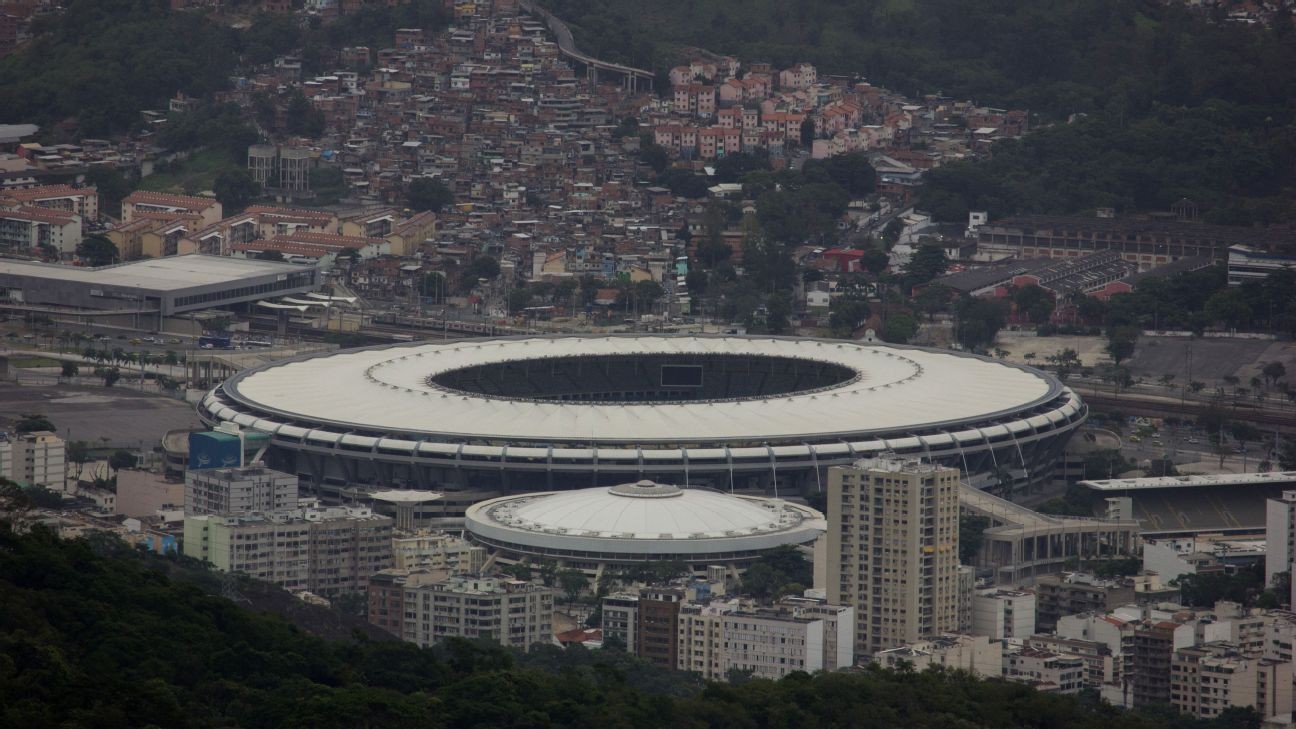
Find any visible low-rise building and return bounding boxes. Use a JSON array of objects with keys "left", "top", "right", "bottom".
[
  {"left": 183, "top": 503, "right": 392, "bottom": 597},
  {"left": 1171, "top": 642, "right": 1292, "bottom": 721},
  {"left": 602, "top": 592, "right": 639, "bottom": 651},
  {"left": 872, "top": 633, "right": 1002, "bottom": 678},
  {"left": 400, "top": 575, "right": 553, "bottom": 651},
  {"left": 1004, "top": 647, "right": 1086, "bottom": 694},
  {"left": 0, "top": 430, "right": 65, "bottom": 490},
  {"left": 972, "top": 589, "right": 1036, "bottom": 640},
  {"left": 1035, "top": 573, "right": 1136, "bottom": 631},
  {"left": 675, "top": 596, "right": 854, "bottom": 680},
  {"left": 184, "top": 465, "right": 299, "bottom": 516},
  {"left": 391, "top": 530, "right": 485, "bottom": 576}
]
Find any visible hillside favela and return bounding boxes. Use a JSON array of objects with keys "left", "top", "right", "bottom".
[{"left": 2, "top": 0, "right": 1296, "bottom": 727}]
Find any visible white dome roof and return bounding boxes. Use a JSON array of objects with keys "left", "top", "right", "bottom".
[
  {"left": 509, "top": 480, "right": 787, "bottom": 539},
  {"left": 465, "top": 481, "right": 826, "bottom": 557}
]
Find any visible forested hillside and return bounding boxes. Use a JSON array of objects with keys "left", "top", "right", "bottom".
[
  {"left": 0, "top": 524, "right": 1259, "bottom": 728},
  {"left": 546, "top": 0, "right": 1296, "bottom": 223},
  {"left": 0, "top": 0, "right": 448, "bottom": 138}
]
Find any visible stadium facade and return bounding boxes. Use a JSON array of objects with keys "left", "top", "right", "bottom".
[{"left": 197, "top": 335, "right": 1086, "bottom": 501}]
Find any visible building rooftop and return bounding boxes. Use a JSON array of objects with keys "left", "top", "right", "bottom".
[{"left": 0, "top": 255, "right": 314, "bottom": 292}]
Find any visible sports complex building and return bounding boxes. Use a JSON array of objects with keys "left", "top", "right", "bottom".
[
  {"left": 464, "top": 479, "right": 827, "bottom": 579},
  {"left": 198, "top": 335, "right": 1087, "bottom": 504}
]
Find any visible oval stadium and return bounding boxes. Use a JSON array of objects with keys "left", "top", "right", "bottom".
[{"left": 198, "top": 335, "right": 1086, "bottom": 503}]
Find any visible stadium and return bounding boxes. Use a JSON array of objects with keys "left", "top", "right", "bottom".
[
  {"left": 464, "top": 479, "right": 827, "bottom": 578},
  {"left": 198, "top": 334, "right": 1086, "bottom": 501}
]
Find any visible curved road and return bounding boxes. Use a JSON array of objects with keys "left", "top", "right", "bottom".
[{"left": 518, "top": 0, "right": 654, "bottom": 87}]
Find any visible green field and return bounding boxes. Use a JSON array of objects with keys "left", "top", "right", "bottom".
[{"left": 137, "top": 148, "right": 240, "bottom": 196}]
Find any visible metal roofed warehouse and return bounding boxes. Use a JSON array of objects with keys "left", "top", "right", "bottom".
[
  {"left": 0, "top": 255, "right": 320, "bottom": 321},
  {"left": 199, "top": 335, "right": 1086, "bottom": 501}
]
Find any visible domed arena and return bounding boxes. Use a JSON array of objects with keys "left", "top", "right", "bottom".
[
  {"left": 464, "top": 480, "right": 827, "bottom": 578},
  {"left": 198, "top": 334, "right": 1085, "bottom": 502}
]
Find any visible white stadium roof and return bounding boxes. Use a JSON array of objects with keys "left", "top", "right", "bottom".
[
  {"left": 465, "top": 480, "right": 826, "bottom": 556},
  {"left": 223, "top": 335, "right": 1056, "bottom": 445}
]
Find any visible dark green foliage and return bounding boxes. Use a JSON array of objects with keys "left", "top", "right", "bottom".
[
  {"left": 959, "top": 514, "right": 990, "bottom": 564},
  {"left": 13, "top": 413, "right": 55, "bottom": 433},
  {"left": 801, "top": 153, "right": 876, "bottom": 197},
  {"left": 407, "top": 177, "right": 455, "bottom": 213},
  {"left": 903, "top": 244, "right": 948, "bottom": 286},
  {"left": 880, "top": 312, "right": 919, "bottom": 344},
  {"left": 1175, "top": 565, "right": 1264, "bottom": 608},
  {"left": 739, "top": 545, "right": 812, "bottom": 599},
  {"left": 953, "top": 296, "right": 1008, "bottom": 351},
  {"left": 213, "top": 169, "right": 261, "bottom": 214},
  {"left": 76, "top": 235, "right": 119, "bottom": 267},
  {"left": 1037, "top": 486, "right": 1097, "bottom": 517},
  {"left": 0, "top": 526, "right": 1224, "bottom": 728}
]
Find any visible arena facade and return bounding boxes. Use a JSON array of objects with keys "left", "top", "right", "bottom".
[{"left": 198, "top": 335, "right": 1086, "bottom": 501}]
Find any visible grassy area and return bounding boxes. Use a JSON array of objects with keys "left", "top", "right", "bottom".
[
  {"left": 137, "top": 148, "right": 240, "bottom": 195},
  {"left": 7, "top": 356, "right": 60, "bottom": 368}
]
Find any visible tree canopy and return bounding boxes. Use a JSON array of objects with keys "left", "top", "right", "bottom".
[{"left": 0, "top": 525, "right": 1242, "bottom": 729}]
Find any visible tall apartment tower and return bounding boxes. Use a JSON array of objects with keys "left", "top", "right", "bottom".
[
  {"left": 1265, "top": 490, "right": 1296, "bottom": 600},
  {"left": 826, "top": 456, "right": 961, "bottom": 656}
]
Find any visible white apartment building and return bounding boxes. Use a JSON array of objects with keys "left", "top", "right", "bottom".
[
  {"left": 1005, "top": 648, "right": 1087, "bottom": 694},
  {"left": 872, "top": 634, "right": 1002, "bottom": 678},
  {"left": 402, "top": 575, "right": 553, "bottom": 651},
  {"left": 826, "top": 456, "right": 961, "bottom": 654},
  {"left": 184, "top": 465, "right": 299, "bottom": 516},
  {"left": 972, "top": 589, "right": 1037, "bottom": 640},
  {"left": 183, "top": 503, "right": 392, "bottom": 597},
  {"left": 675, "top": 596, "right": 855, "bottom": 680},
  {"left": 0, "top": 430, "right": 66, "bottom": 490},
  {"left": 1171, "top": 642, "right": 1293, "bottom": 721}
]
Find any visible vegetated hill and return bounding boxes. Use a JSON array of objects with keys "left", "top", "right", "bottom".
[
  {"left": 544, "top": 0, "right": 1296, "bottom": 224},
  {"left": 0, "top": 0, "right": 449, "bottom": 139},
  {"left": 0, "top": 524, "right": 1258, "bottom": 729}
]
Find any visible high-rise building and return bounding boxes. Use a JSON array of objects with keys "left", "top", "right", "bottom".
[
  {"left": 601, "top": 592, "right": 640, "bottom": 651},
  {"left": 183, "top": 503, "right": 392, "bottom": 597},
  {"left": 1265, "top": 491, "right": 1296, "bottom": 597},
  {"left": 826, "top": 456, "right": 960, "bottom": 655},
  {"left": 184, "top": 465, "right": 299, "bottom": 516},
  {"left": 636, "top": 587, "right": 684, "bottom": 669},
  {"left": 399, "top": 575, "right": 553, "bottom": 651}
]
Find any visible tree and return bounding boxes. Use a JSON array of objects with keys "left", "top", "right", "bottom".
[
  {"left": 460, "top": 256, "right": 500, "bottom": 292},
  {"left": 285, "top": 91, "right": 325, "bottom": 136},
  {"left": 407, "top": 177, "right": 454, "bottom": 212},
  {"left": 59, "top": 361, "right": 79, "bottom": 380},
  {"left": 959, "top": 514, "right": 989, "bottom": 564},
  {"left": 557, "top": 569, "right": 586, "bottom": 605},
  {"left": 76, "top": 235, "right": 118, "bottom": 266},
  {"left": 638, "top": 142, "right": 669, "bottom": 174},
  {"left": 1262, "top": 361, "right": 1287, "bottom": 387},
  {"left": 1105, "top": 326, "right": 1139, "bottom": 365},
  {"left": 213, "top": 169, "right": 260, "bottom": 213},
  {"left": 685, "top": 269, "right": 708, "bottom": 297},
  {"left": 107, "top": 450, "right": 135, "bottom": 474},
  {"left": 880, "top": 312, "right": 919, "bottom": 344},
  {"left": 1012, "top": 284, "right": 1055, "bottom": 325},
  {"left": 14, "top": 413, "right": 55, "bottom": 433},
  {"left": 66, "top": 440, "right": 90, "bottom": 482},
  {"left": 829, "top": 298, "right": 869, "bottom": 339},
  {"left": 904, "top": 244, "right": 948, "bottom": 285},
  {"left": 1204, "top": 287, "right": 1252, "bottom": 329},
  {"left": 954, "top": 296, "right": 1008, "bottom": 351},
  {"left": 98, "top": 366, "right": 121, "bottom": 388},
  {"left": 860, "top": 248, "right": 889, "bottom": 277},
  {"left": 255, "top": 249, "right": 285, "bottom": 262}
]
